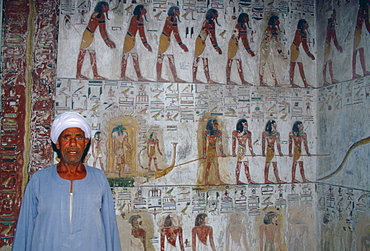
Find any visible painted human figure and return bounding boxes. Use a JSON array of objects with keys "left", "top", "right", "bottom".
[
  {"left": 289, "top": 19, "right": 315, "bottom": 88},
  {"left": 352, "top": 0, "right": 370, "bottom": 78},
  {"left": 76, "top": 1, "right": 116, "bottom": 80},
  {"left": 323, "top": 10, "right": 343, "bottom": 86},
  {"left": 259, "top": 211, "right": 284, "bottom": 251},
  {"left": 160, "top": 214, "right": 185, "bottom": 251},
  {"left": 202, "top": 118, "right": 226, "bottom": 185},
  {"left": 92, "top": 131, "right": 104, "bottom": 171},
  {"left": 225, "top": 213, "right": 250, "bottom": 250},
  {"left": 226, "top": 13, "right": 255, "bottom": 85},
  {"left": 121, "top": 4, "right": 152, "bottom": 81},
  {"left": 129, "top": 215, "right": 147, "bottom": 251},
  {"left": 259, "top": 15, "right": 287, "bottom": 87},
  {"left": 261, "top": 120, "right": 285, "bottom": 184},
  {"left": 147, "top": 132, "right": 163, "bottom": 172},
  {"left": 193, "top": 9, "right": 222, "bottom": 84},
  {"left": 192, "top": 213, "right": 216, "bottom": 251},
  {"left": 112, "top": 125, "right": 132, "bottom": 174},
  {"left": 157, "top": 6, "right": 189, "bottom": 82},
  {"left": 232, "top": 119, "right": 257, "bottom": 184},
  {"left": 289, "top": 121, "right": 311, "bottom": 183}
]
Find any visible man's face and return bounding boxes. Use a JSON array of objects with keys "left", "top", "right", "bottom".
[
  {"left": 212, "top": 12, "right": 218, "bottom": 20},
  {"left": 56, "top": 127, "right": 89, "bottom": 165},
  {"left": 272, "top": 122, "right": 277, "bottom": 131},
  {"left": 141, "top": 7, "right": 147, "bottom": 16},
  {"left": 274, "top": 18, "right": 280, "bottom": 26},
  {"left": 174, "top": 9, "right": 180, "bottom": 17},
  {"left": 102, "top": 4, "right": 109, "bottom": 13},
  {"left": 213, "top": 121, "right": 218, "bottom": 129},
  {"left": 298, "top": 123, "right": 304, "bottom": 131},
  {"left": 242, "top": 121, "right": 248, "bottom": 129}
]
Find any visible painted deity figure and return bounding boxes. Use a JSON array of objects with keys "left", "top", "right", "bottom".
[
  {"left": 147, "top": 132, "right": 163, "bottom": 172},
  {"left": 259, "top": 211, "right": 284, "bottom": 251},
  {"left": 92, "top": 131, "right": 104, "bottom": 171},
  {"left": 160, "top": 214, "right": 185, "bottom": 251},
  {"left": 193, "top": 9, "right": 222, "bottom": 84},
  {"left": 232, "top": 119, "right": 257, "bottom": 184},
  {"left": 261, "top": 120, "right": 285, "bottom": 184},
  {"left": 129, "top": 215, "right": 147, "bottom": 251},
  {"left": 202, "top": 118, "right": 226, "bottom": 185},
  {"left": 289, "top": 121, "right": 311, "bottom": 183},
  {"left": 259, "top": 15, "right": 287, "bottom": 87},
  {"left": 121, "top": 4, "right": 152, "bottom": 81},
  {"left": 157, "top": 6, "right": 189, "bottom": 82},
  {"left": 111, "top": 125, "right": 132, "bottom": 174},
  {"left": 323, "top": 10, "right": 343, "bottom": 86},
  {"left": 192, "top": 213, "right": 216, "bottom": 251},
  {"left": 226, "top": 13, "right": 255, "bottom": 85},
  {"left": 289, "top": 19, "right": 315, "bottom": 88},
  {"left": 76, "top": 1, "right": 116, "bottom": 80},
  {"left": 353, "top": 0, "right": 370, "bottom": 78}
]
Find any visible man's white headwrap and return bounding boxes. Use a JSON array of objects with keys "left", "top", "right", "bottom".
[{"left": 50, "top": 112, "right": 91, "bottom": 144}]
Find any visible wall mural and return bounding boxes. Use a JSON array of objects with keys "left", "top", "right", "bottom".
[{"left": 1, "top": 0, "right": 370, "bottom": 249}]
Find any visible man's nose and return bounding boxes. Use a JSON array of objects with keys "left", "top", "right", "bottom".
[{"left": 69, "top": 137, "right": 77, "bottom": 146}]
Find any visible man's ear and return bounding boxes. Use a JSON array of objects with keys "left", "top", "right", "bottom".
[{"left": 55, "top": 140, "right": 60, "bottom": 150}]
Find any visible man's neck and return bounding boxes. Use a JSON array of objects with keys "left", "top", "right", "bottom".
[{"left": 57, "top": 162, "right": 86, "bottom": 180}]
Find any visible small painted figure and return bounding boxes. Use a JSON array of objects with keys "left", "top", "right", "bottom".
[
  {"left": 259, "top": 15, "right": 287, "bottom": 87},
  {"left": 76, "top": 1, "right": 116, "bottom": 80},
  {"left": 147, "top": 132, "right": 163, "bottom": 172},
  {"left": 92, "top": 131, "right": 104, "bottom": 171},
  {"left": 323, "top": 10, "right": 343, "bottom": 86},
  {"left": 232, "top": 119, "right": 257, "bottom": 184},
  {"left": 157, "top": 6, "right": 189, "bottom": 82},
  {"left": 203, "top": 118, "right": 226, "bottom": 185},
  {"left": 192, "top": 213, "right": 216, "bottom": 251},
  {"left": 193, "top": 9, "right": 222, "bottom": 84},
  {"left": 289, "top": 121, "right": 311, "bottom": 183},
  {"left": 121, "top": 4, "right": 152, "bottom": 81},
  {"left": 160, "top": 214, "right": 185, "bottom": 251},
  {"left": 226, "top": 13, "right": 255, "bottom": 85},
  {"left": 261, "top": 120, "right": 285, "bottom": 184},
  {"left": 129, "top": 215, "right": 147, "bottom": 251},
  {"left": 112, "top": 125, "right": 132, "bottom": 174},
  {"left": 352, "top": 0, "right": 370, "bottom": 78},
  {"left": 289, "top": 19, "right": 315, "bottom": 88},
  {"left": 259, "top": 211, "right": 284, "bottom": 251}
]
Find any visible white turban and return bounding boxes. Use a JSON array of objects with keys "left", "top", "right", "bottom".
[{"left": 50, "top": 112, "right": 91, "bottom": 144}]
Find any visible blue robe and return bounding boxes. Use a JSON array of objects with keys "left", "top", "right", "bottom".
[{"left": 12, "top": 164, "right": 121, "bottom": 251}]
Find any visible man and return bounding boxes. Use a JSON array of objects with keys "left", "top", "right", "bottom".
[
  {"left": 76, "top": 1, "right": 116, "bottom": 80},
  {"left": 226, "top": 13, "right": 255, "bottom": 85},
  {"left": 121, "top": 4, "right": 152, "bottom": 81},
  {"left": 193, "top": 9, "right": 222, "bottom": 83},
  {"left": 323, "top": 10, "right": 343, "bottom": 86},
  {"left": 289, "top": 19, "right": 315, "bottom": 88},
  {"left": 160, "top": 214, "right": 185, "bottom": 251},
  {"left": 261, "top": 120, "right": 285, "bottom": 184},
  {"left": 289, "top": 121, "right": 311, "bottom": 183},
  {"left": 259, "top": 15, "right": 287, "bottom": 87},
  {"left": 202, "top": 118, "right": 226, "bottom": 185},
  {"left": 232, "top": 119, "right": 257, "bottom": 184},
  {"left": 259, "top": 211, "right": 284, "bottom": 251},
  {"left": 157, "top": 6, "right": 189, "bottom": 82},
  {"left": 12, "top": 112, "right": 121, "bottom": 250},
  {"left": 129, "top": 214, "right": 147, "bottom": 251},
  {"left": 192, "top": 213, "right": 216, "bottom": 251},
  {"left": 147, "top": 132, "right": 163, "bottom": 172}
]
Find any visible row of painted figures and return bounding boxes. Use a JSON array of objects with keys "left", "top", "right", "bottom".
[
  {"left": 126, "top": 211, "right": 283, "bottom": 250},
  {"left": 92, "top": 119, "right": 313, "bottom": 185},
  {"left": 75, "top": 1, "right": 370, "bottom": 87}
]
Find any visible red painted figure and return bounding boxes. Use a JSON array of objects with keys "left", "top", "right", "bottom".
[
  {"left": 76, "top": 1, "right": 116, "bottom": 80},
  {"left": 226, "top": 13, "right": 255, "bottom": 85},
  {"left": 289, "top": 121, "right": 311, "bottom": 183},
  {"left": 289, "top": 19, "right": 315, "bottom": 88},
  {"left": 232, "top": 119, "right": 257, "bottom": 184},
  {"left": 353, "top": 0, "right": 370, "bottom": 78},
  {"left": 192, "top": 214, "right": 216, "bottom": 251},
  {"left": 121, "top": 4, "right": 152, "bottom": 81},
  {"left": 323, "top": 10, "right": 343, "bottom": 86},
  {"left": 193, "top": 9, "right": 222, "bottom": 84},
  {"left": 160, "top": 215, "right": 185, "bottom": 251},
  {"left": 157, "top": 6, "right": 188, "bottom": 82}
]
